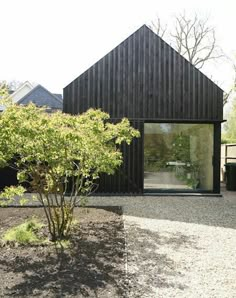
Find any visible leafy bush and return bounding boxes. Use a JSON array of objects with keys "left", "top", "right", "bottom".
[
  {"left": 221, "top": 136, "right": 236, "bottom": 144},
  {"left": 3, "top": 218, "right": 44, "bottom": 244},
  {"left": 0, "top": 96, "right": 140, "bottom": 241}
]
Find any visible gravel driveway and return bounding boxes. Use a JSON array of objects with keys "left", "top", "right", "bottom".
[{"left": 87, "top": 189, "right": 236, "bottom": 298}]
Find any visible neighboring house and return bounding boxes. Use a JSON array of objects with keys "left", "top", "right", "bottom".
[
  {"left": 63, "top": 25, "right": 223, "bottom": 195},
  {"left": 10, "top": 81, "right": 35, "bottom": 103},
  {"left": 17, "top": 84, "right": 63, "bottom": 111},
  {"left": 1, "top": 81, "right": 63, "bottom": 112},
  {"left": 0, "top": 82, "right": 63, "bottom": 190},
  {"left": 0, "top": 81, "right": 30, "bottom": 111}
]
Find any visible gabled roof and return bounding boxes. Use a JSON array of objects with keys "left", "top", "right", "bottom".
[
  {"left": 53, "top": 94, "right": 63, "bottom": 101},
  {"left": 64, "top": 25, "right": 223, "bottom": 122},
  {"left": 18, "top": 85, "right": 63, "bottom": 109},
  {"left": 10, "top": 81, "right": 35, "bottom": 103}
]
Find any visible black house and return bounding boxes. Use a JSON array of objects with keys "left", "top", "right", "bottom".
[{"left": 63, "top": 25, "right": 223, "bottom": 194}]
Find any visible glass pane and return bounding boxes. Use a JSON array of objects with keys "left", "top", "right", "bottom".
[{"left": 144, "top": 123, "right": 214, "bottom": 191}]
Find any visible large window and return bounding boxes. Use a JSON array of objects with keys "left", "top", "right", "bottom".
[{"left": 144, "top": 123, "right": 214, "bottom": 191}]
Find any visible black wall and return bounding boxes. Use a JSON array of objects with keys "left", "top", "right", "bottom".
[
  {"left": 63, "top": 25, "right": 223, "bottom": 194},
  {"left": 97, "top": 121, "right": 143, "bottom": 194},
  {"left": 0, "top": 167, "right": 18, "bottom": 191},
  {"left": 64, "top": 25, "right": 223, "bottom": 122}
]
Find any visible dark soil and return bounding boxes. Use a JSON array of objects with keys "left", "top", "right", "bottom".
[{"left": 0, "top": 207, "right": 127, "bottom": 298}]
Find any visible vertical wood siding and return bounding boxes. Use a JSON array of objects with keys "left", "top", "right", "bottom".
[
  {"left": 64, "top": 25, "right": 223, "bottom": 121},
  {"left": 63, "top": 25, "right": 223, "bottom": 194},
  {"left": 96, "top": 121, "right": 143, "bottom": 194}
]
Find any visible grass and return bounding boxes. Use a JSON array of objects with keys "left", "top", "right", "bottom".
[
  {"left": 2, "top": 217, "right": 73, "bottom": 248},
  {"left": 3, "top": 217, "right": 45, "bottom": 245},
  {"left": 54, "top": 239, "right": 71, "bottom": 249}
]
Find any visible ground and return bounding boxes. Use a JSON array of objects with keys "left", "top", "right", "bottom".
[
  {"left": 0, "top": 188, "right": 236, "bottom": 297},
  {"left": 0, "top": 207, "right": 127, "bottom": 298},
  {"left": 86, "top": 189, "right": 236, "bottom": 298}
]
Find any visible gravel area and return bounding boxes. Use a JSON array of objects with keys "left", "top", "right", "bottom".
[
  {"left": 124, "top": 216, "right": 236, "bottom": 298},
  {"left": 87, "top": 189, "right": 236, "bottom": 298}
]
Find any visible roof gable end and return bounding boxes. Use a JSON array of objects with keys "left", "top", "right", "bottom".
[
  {"left": 63, "top": 25, "right": 223, "bottom": 121},
  {"left": 18, "top": 85, "right": 63, "bottom": 109}
]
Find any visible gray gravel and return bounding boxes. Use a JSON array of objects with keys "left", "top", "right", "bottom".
[{"left": 86, "top": 189, "right": 236, "bottom": 298}]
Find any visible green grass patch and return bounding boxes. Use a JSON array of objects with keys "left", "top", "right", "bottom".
[
  {"left": 3, "top": 218, "right": 45, "bottom": 245},
  {"left": 54, "top": 239, "right": 71, "bottom": 249}
]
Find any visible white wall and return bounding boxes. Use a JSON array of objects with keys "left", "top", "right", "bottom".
[{"left": 10, "top": 82, "right": 34, "bottom": 103}]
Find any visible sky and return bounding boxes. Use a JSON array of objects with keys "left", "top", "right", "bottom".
[{"left": 1, "top": 0, "right": 236, "bottom": 101}]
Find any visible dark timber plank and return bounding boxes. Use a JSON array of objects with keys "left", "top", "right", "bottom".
[{"left": 63, "top": 25, "right": 224, "bottom": 194}]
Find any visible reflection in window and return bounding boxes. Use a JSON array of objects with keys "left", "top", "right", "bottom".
[{"left": 144, "top": 123, "right": 213, "bottom": 191}]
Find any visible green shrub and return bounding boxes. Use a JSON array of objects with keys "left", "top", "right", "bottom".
[
  {"left": 3, "top": 218, "right": 44, "bottom": 244},
  {"left": 221, "top": 137, "right": 236, "bottom": 144},
  {"left": 0, "top": 102, "right": 140, "bottom": 241}
]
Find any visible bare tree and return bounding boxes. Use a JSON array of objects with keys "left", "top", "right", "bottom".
[
  {"left": 172, "top": 13, "right": 224, "bottom": 69},
  {"left": 0, "top": 80, "right": 22, "bottom": 93},
  {"left": 224, "top": 90, "right": 232, "bottom": 106},
  {"left": 222, "top": 60, "right": 236, "bottom": 106},
  {"left": 148, "top": 12, "right": 224, "bottom": 70},
  {"left": 148, "top": 12, "right": 231, "bottom": 104},
  {"left": 149, "top": 16, "right": 167, "bottom": 38}
]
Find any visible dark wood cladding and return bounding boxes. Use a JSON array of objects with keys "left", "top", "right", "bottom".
[
  {"left": 97, "top": 121, "right": 143, "bottom": 194},
  {"left": 63, "top": 25, "right": 223, "bottom": 194},
  {"left": 0, "top": 167, "right": 18, "bottom": 190},
  {"left": 63, "top": 25, "right": 223, "bottom": 121}
]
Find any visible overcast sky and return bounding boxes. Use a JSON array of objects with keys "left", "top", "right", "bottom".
[{"left": 1, "top": 0, "right": 235, "bottom": 98}]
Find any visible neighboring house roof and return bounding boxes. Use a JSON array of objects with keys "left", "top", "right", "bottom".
[
  {"left": 53, "top": 94, "right": 63, "bottom": 101},
  {"left": 10, "top": 81, "right": 35, "bottom": 103},
  {"left": 1, "top": 81, "right": 34, "bottom": 111},
  {"left": 18, "top": 85, "right": 63, "bottom": 109}
]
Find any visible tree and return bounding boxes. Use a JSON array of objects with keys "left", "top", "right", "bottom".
[
  {"left": 0, "top": 82, "right": 9, "bottom": 98},
  {"left": 0, "top": 80, "right": 23, "bottom": 93},
  {"left": 223, "top": 99, "right": 236, "bottom": 142},
  {"left": 148, "top": 12, "right": 233, "bottom": 105},
  {"left": 149, "top": 12, "right": 223, "bottom": 69},
  {"left": 0, "top": 99, "right": 140, "bottom": 241},
  {"left": 149, "top": 16, "right": 167, "bottom": 38},
  {"left": 223, "top": 67, "right": 236, "bottom": 142}
]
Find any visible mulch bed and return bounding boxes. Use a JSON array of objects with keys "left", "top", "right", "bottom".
[{"left": 0, "top": 207, "right": 127, "bottom": 298}]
